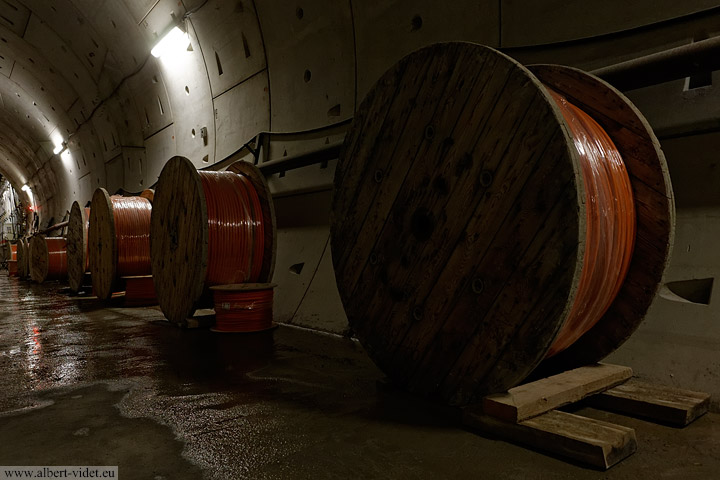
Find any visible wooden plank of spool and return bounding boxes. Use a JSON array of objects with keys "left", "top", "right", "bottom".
[
  {"left": 151, "top": 156, "right": 209, "bottom": 326},
  {"left": 23, "top": 239, "right": 30, "bottom": 279},
  {"left": 67, "top": 201, "right": 89, "bottom": 293},
  {"left": 481, "top": 364, "right": 633, "bottom": 423},
  {"left": 227, "top": 161, "right": 277, "bottom": 283},
  {"left": 463, "top": 409, "right": 637, "bottom": 470},
  {"left": 16, "top": 240, "right": 25, "bottom": 278},
  {"left": 527, "top": 65, "right": 675, "bottom": 376},
  {"left": 89, "top": 188, "right": 117, "bottom": 300},
  {"left": 586, "top": 379, "right": 710, "bottom": 426},
  {"left": 331, "top": 42, "right": 584, "bottom": 405},
  {"left": 29, "top": 235, "right": 47, "bottom": 283}
]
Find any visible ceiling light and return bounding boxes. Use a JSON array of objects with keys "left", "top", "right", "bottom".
[
  {"left": 151, "top": 26, "right": 190, "bottom": 58},
  {"left": 53, "top": 140, "right": 66, "bottom": 155},
  {"left": 21, "top": 184, "right": 30, "bottom": 192}
]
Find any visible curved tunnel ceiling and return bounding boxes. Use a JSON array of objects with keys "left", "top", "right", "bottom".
[{"left": 0, "top": 0, "right": 715, "bottom": 226}]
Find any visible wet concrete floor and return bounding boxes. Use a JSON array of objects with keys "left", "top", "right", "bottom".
[{"left": 0, "top": 275, "right": 718, "bottom": 479}]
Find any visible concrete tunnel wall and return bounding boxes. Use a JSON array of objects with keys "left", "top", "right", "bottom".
[{"left": 0, "top": 0, "right": 719, "bottom": 403}]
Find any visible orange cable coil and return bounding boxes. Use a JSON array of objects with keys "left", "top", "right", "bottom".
[
  {"left": 198, "top": 171, "right": 266, "bottom": 285},
  {"left": 213, "top": 287, "right": 274, "bottom": 333},
  {"left": 545, "top": 88, "right": 636, "bottom": 357},
  {"left": 111, "top": 196, "right": 152, "bottom": 277},
  {"left": 124, "top": 276, "right": 157, "bottom": 307},
  {"left": 45, "top": 237, "right": 68, "bottom": 280}
]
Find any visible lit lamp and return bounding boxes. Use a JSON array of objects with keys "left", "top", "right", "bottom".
[
  {"left": 53, "top": 140, "right": 67, "bottom": 155},
  {"left": 151, "top": 26, "right": 190, "bottom": 58}
]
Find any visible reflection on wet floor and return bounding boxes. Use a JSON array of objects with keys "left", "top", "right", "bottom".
[{"left": 0, "top": 275, "right": 719, "bottom": 479}]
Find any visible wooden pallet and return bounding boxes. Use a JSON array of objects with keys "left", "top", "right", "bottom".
[{"left": 462, "top": 364, "right": 710, "bottom": 470}]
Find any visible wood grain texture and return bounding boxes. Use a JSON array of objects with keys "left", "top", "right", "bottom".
[
  {"left": 331, "top": 42, "right": 584, "bottom": 405},
  {"left": 16, "top": 239, "right": 27, "bottom": 279},
  {"left": 89, "top": 188, "right": 116, "bottom": 300},
  {"left": 22, "top": 239, "right": 29, "bottom": 279},
  {"left": 150, "top": 156, "right": 209, "bottom": 326},
  {"left": 29, "top": 235, "right": 48, "bottom": 283},
  {"left": 528, "top": 65, "right": 675, "bottom": 375},
  {"left": 227, "top": 160, "right": 277, "bottom": 283},
  {"left": 67, "top": 201, "right": 89, "bottom": 292},
  {"left": 464, "top": 409, "right": 637, "bottom": 470},
  {"left": 586, "top": 379, "right": 710, "bottom": 426},
  {"left": 482, "top": 364, "right": 632, "bottom": 422}
]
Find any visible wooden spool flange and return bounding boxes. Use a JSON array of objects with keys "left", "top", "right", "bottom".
[
  {"left": 67, "top": 201, "right": 90, "bottom": 292},
  {"left": 151, "top": 156, "right": 276, "bottom": 326},
  {"left": 330, "top": 42, "right": 674, "bottom": 405},
  {"left": 89, "top": 188, "right": 116, "bottom": 299},
  {"left": 29, "top": 235, "right": 67, "bottom": 283},
  {"left": 17, "top": 238, "right": 29, "bottom": 279}
]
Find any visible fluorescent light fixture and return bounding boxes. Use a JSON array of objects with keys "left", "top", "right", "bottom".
[
  {"left": 151, "top": 26, "right": 190, "bottom": 58},
  {"left": 53, "top": 141, "right": 66, "bottom": 155},
  {"left": 21, "top": 184, "right": 30, "bottom": 192}
]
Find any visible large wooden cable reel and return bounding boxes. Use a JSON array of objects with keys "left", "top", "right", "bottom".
[
  {"left": 150, "top": 156, "right": 276, "bottom": 326},
  {"left": 89, "top": 188, "right": 155, "bottom": 300},
  {"left": 330, "top": 42, "right": 674, "bottom": 405},
  {"left": 29, "top": 235, "right": 67, "bottom": 283},
  {"left": 67, "top": 201, "right": 90, "bottom": 293}
]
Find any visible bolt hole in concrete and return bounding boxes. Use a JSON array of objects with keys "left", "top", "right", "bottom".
[
  {"left": 185, "top": 85, "right": 190, "bottom": 95},
  {"left": 296, "top": 7, "right": 304, "bottom": 19},
  {"left": 191, "top": 129, "right": 196, "bottom": 138},
  {"left": 660, "top": 278, "right": 714, "bottom": 305},
  {"left": 290, "top": 262, "right": 305, "bottom": 275},
  {"left": 304, "top": 69, "right": 311, "bottom": 83}
]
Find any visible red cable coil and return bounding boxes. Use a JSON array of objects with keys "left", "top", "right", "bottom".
[
  {"left": 10, "top": 244, "right": 17, "bottom": 261},
  {"left": 198, "top": 171, "right": 265, "bottom": 285},
  {"left": 45, "top": 237, "right": 68, "bottom": 280},
  {"left": 213, "top": 288, "right": 274, "bottom": 332},
  {"left": 545, "top": 88, "right": 636, "bottom": 357},
  {"left": 111, "top": 196, "right": 152, "bottom": 277},
  {"left": 124, "top": 276, "right": 157, "bottom": 307}
]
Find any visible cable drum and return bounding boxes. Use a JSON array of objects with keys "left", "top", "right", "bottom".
[
  {"left": 67, "top": 201, "right": 90, "bottom": 292},
  {"left": 30, "top": 236, "right": 67, "bottom": 283},
  {"left": 89, "top": 188, "right": 153, "bottom": 300},
  {"left": 151, "top": 156, "right": 276, "bottom": 326},
  {"left": 330, "top": 43, "right": 674, "bottom": 405}
]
